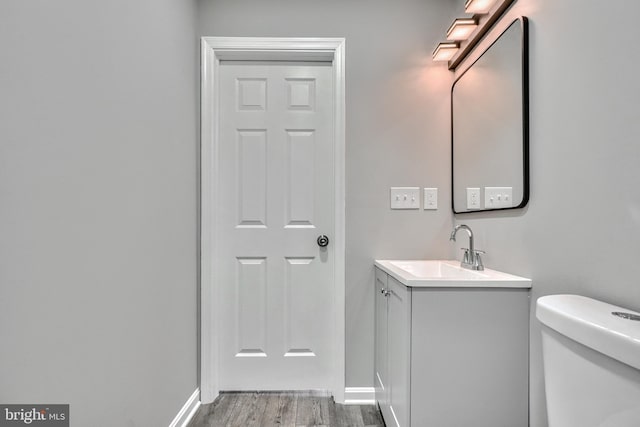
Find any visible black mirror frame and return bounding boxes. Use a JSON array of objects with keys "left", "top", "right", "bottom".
[{"left": 451, "top": 16, "right": 529, "bottom": 214}]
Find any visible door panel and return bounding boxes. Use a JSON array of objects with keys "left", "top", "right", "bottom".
[
  {"left": 285, "top": 130, "right": 316, "bottom": 227},
  {"left": 236, "top": 130, "right": 267, "bottom": 228},
  {"left": 235, "top": 257, "right": 267, "bottom": 357},
  {"left": 217, "top": 61, "right": 334, "bottom": 390}
]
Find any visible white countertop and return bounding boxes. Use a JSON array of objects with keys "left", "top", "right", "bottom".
[{"left": 375, "top": 259, "right": 532, "bottom": 288}]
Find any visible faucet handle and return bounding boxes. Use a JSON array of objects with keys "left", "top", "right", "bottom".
[
  {"left": 461, "top": 248, "right": 483, "bottom": 254},
  {"left": 460, "top": 248, "right": 471, "bottom": 264},
  {"left": 472, "top": 250, "right": 485, "bottom": 270}
]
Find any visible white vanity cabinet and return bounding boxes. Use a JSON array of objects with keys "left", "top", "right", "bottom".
[{"left": 374, "top": 264, "right": 530, "bottom": 427}]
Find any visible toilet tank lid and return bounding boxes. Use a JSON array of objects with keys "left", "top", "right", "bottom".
[{"left": 536, "top": 294, "right": 640, "bottom": 370}]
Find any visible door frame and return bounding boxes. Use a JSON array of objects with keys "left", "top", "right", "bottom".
[{"left": 200, "top": 37, "right": 346, "bottom": 404}]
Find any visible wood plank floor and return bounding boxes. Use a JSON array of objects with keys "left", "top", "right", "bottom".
[{"left": 188, "top": 391, "right": 385, "bottom": 427}]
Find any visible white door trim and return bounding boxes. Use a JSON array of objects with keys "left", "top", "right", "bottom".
[{"left": 200, "top": 37, "right": 346, "bottom": 404}]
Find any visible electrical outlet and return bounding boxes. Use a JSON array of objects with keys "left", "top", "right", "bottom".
[
  {"left": 466, "top": 188, "right": 480, "bottom": 210},
  {"left": 390, "top": 187, "right": 420, "bottom": 209},
  {"left": 423, "top": 188, "right": 438, "bottom": 210}
]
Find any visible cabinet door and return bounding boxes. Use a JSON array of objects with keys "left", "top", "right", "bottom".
[
  {"left": 410, "top": 288, "right": 529, "bottom": 427},
  {"left": 374, "top": 268, "right": 390, "bottom": 419},
  {"left": 387, "top": 276, "right": 411, "bottom": 427}
]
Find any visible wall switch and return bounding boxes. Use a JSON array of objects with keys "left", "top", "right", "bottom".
[
  {"left": 484, "top": 187, "right": 513, "bottom": 209},
  {"left": 466, "top": 188, "right": 481, "bottom": 210},
  {"left": 423, "top": 188, "right": 438, "bottom": 210},
  {"left": 390, "top": 187, "right": 420, "bottom": 209}
]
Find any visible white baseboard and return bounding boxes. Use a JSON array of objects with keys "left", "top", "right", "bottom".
[
  {"left": 169, "top": 388, "right": 201, "bottom": 427},
  {"left": 344, "top": 387, "right": 375, "bottom": 405}
]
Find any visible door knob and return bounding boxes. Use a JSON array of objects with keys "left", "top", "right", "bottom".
[{"left": 317, "top": 235, "right": 329, "bottom": 247}]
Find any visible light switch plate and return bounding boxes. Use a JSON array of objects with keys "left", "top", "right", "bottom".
[
  {"left": 423, "top": 188, "right": 438, "bottom": 210},
  {"left": 390, "top": 187, "right": 420, "bottom": 209},
  {"left": 466, "top": 188, "right": 481, "bottom": 210},
  {"left": 484, "top": 187, "right": 513, "bottom": 209}
]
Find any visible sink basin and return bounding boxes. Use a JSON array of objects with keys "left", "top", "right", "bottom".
[
  {"left": 387, "top": 260, "right": 488, "bottom": 279},
  {"left": 375, "top": 260, "right": 531, "bottom": 288}
]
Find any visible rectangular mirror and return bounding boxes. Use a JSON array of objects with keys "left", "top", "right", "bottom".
[{"left": 452, "top": 17, "right": 529, "bottom": 213}]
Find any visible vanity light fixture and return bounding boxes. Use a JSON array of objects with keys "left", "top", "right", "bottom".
[
  {"left": 447, "top": 18, "right": 478, "bottom": 41},
  {"left": 464, "top": 0, "right": 499, "bottom": 14},
  {"left": 432, "top": 0, "right": 515, "bottom": 68},
  {"left": 432, "top": 42, "right": 459, "bottom": 62}
]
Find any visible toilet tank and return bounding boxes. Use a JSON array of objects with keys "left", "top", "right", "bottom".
[{"left": 536, "top": 295, "right": 640, "bottom": 427}]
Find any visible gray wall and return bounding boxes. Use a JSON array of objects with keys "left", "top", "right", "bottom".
[
  {"left": 0, "top": 1, "right": 198, "bottom": 425},
  {"left": 197, "top": 0, "right": 458, "bottom": 387},
  {"left": 451, "top": 1, "right": 640, "bottom": 426}
]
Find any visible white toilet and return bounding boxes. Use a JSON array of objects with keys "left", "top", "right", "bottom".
[{"left": 537, "top": 294, "right": 640, "bottom": 427}]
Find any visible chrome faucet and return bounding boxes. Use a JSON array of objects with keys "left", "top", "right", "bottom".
[{"left": 449, "top": 224, "right": 484, "bottom": 271}]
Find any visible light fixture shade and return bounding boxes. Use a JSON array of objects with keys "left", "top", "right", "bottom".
[
  {"left": 464, "top": 0, "right": 499, "bottom": 14},
  {"left": 446, "top": 18, "right": 478, "bottom": 41},
  {"left": 432, "top": 42, "right": 459, "bottom": 62}
]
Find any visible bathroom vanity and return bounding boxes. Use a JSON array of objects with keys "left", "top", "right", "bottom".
[{"left": 374, "top": 260, "right": 531, "bottom": 427}]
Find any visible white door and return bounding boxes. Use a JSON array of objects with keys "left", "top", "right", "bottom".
[{"left": 216, "top": 60, "right": 335, "bottom": 390}]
